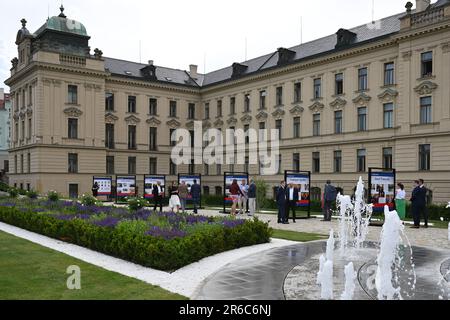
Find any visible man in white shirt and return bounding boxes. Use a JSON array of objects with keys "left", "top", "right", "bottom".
[{"left": 286, "top": 183, "right": 299, "bottom": 223}]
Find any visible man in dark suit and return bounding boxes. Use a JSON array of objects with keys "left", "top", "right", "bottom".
[
  {"left": 276, "top": 181, "right": 288, "bottom": 224},
  {"left": 286, "top": 183, "right": 299, "bottom": 223},
  {"left": 410, "top": 180, "right": 427, "bottom": 228},
  {"left": 323, "top": 180, "right": 337, "bottom": 221},
  {"left": 190, "top": 179, "right": 201, "bottom": 214},
  {"left": 152, "top": 181, "right": 164, "bottom": 212}
]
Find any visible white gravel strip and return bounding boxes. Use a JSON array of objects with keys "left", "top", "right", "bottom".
[{"left": 0, "top": 222, "right": 296, "bottom": 298}]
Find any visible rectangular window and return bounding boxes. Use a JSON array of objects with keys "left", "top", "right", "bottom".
[
  {"left": 335, "top": 73, "right": 344, "bottom": 95},
  {"left": 216, "top": 164, "right": 222, "bottom": 175},
  {"left": 21, "top": 120, "right": 25, "bottom": 141},
  {"left": 244, "top": 94, "right": 251, "bottom": 112},
  {"left": 4, "top": 160, "right": 9, "bottom": 173},
  {"left": 106, "top": 156, "right": 114, "bottom": 174},
  {"left": 383, "top": 103, "right": 394, "bottom": 128},
  {"left": 357, "top": 107, "right": 367, "bottom": 131},
  {"left": 105, "top": 123, "right": 115, "bottom": 149},
  {"left": 293, "top": 117, "right": 300, "bottom": 138},
  {"left": 15, "top": 122, "right": 18, "bottom": 142},
  {"left": 358, "top": 68, "right": 368, "bottom": 91},
  {"left": 230, "top": 97, "right": 236, "bottom": 115},
  {"left": 335, "top": 110, "right": 343, "bottom": 134},
  {"left": 28, "top": 118, "right": 32, "bottom": 139},
  {"left": 170, "top": 159, "right": 177, "bottom": 175},
  {"left": 128, "top": 125, "right": 136, "bottom": 150},
  {"left": 189, "top": 159, "right": 195, "bottom": 175},
  {"left": 217, "top": 100, "right": 222, "bottom": 117},
  {"left": 312, "top": 152, "right": 320, "bottom": 173},
  {"left": 244, "top": 124, "right": 250, "bottom": 144},
  {"left": 149, "top": 157, "right": 157, "bottom": 175},
  {"left": 419, "top": 144, "right": 431, "bottom": 171},
  {"left": 68, "top": 153, "right": 78, "bottom": 173},
  {"left": 128, "top": 96, "right": 136, "bottom": 113},
  {"left": 277, "top": 154, "right": 282, "bottom": 174},
  {"left": 420, "top": 96, "right": 432, "bottom": 124},
  {"left": 105, "top": 93, "right": 114, "bottom": 111},
  {"left": 170, "top": 129, "right": 176, "bottom": 147},
  {"left": 188, "top": 103, "right": 196, "bottom": 120},
  {"left": 20, "top": 154, "right": 24, "bottom": 173},
  {"left": 204, "top": 163, "right": 209, "bottom": 176},
  {"left": 383, "top": 148, "right": 393, "bottom": 169},
  {"left": 294, "top": 83, "right": 302, "bottom": 103},
  {"left": 421, "top": 51, "right": 433, "bottom": 77},
  {"left": 128, "top": 157, "right": 136, "bottom": 175},
  {"left": 149, "top": 98, "right": 158, "bottom": 116},
  {"left": 293, "top": 153, "right": 300, "bottom": 172},
  {"left": 259, "top": 122, "right": 266, "bottom": 141},
  {"left": 170, "top": 101, "right": 177, "bottom": 117},
  {"left": 68, "top": 118, "right": 78, "bottom": 139},
  {"left": 69, "top": 184, "right": 79, "bottom": 199},
  {"left": 68, "top": 85, "right": 78, "bottom": 104},
  {"left": 276, "top": 120, "right": 282, "bottom": 139},
  {"left": 149, "top": 127, "right": 157, "bottom": 151},
  {"left": 334, "top": 150, "right": 342, "bottom": 173},
  {"left": 313, "top": 78, "right": 322, "bottom": 99},
  {"left": 14, "top": 155, "right": 17, "bottom": 174},
  {"left": 384, "top": 62, "right": 395, "bottom": 86},
  {"left": 28, "top": 86, "right": 32, "bottom": 106},
  {"left": 259, "top": 91, "right": 266, "bottom": 109},
  {"left": 276, "top": 87, "right": 283, "bottom": 106},
  {"left": 313, "top": 114, "right": 321, "bottom": 136},
  {"left": 27, "top": 153, "right": 31, "bottom": 173},
  {"left": 357, "top": 149, "right": 366, "bottom": 172},
  {"left": 205, "top": 103, "right": 210, "bottom": 119}
]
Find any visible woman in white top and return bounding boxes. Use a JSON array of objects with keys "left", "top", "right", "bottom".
[
  {"left": 396, "top": 184, "right": 406, "bottom": 199},
  {"left": 395, "top": 183, "right": 406, "bottom": 220},
  {"left": 168, "top": 182, "right": 181, "bottom": 213}
]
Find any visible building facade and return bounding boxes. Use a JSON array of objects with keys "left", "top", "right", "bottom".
[
  {"left": 5, "top": 1, "right": 450, "bottom": 203},
  {"left": 0, "top": 88, "right": 11, "bottom": 179}
]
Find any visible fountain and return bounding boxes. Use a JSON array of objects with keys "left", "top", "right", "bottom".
[
  {"left": 336, "top": 194, "right": 353, "bottom": 257},
  {"left": 317, "top": 230, "right": 335, "bottom": 300},
  {"left": 340, "top": 262, "right": 357, "bottom": 300}
]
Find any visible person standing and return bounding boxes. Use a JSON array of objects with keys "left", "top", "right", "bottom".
[
  {"left": 168, "top": 182, "right": 181, "bottom": 213},
  {"left": 229, "top": 179, "right": 244, "bottom": 216},
  {"left": 419, "top": 179, "right": 429, "bottom": 228},
  {"left": 286, "top": 183, "right": 299, "bottom": 223},
  {"left": 322, "top": 180, "right": 337, "bottom": 221},
  {"left": 92, "top": 182, "right": 99, "bottom": 198},
  {"left": 410, "top": 180, "right": 425, "bottom": 228},
  {"left": 276, "top": 181, "right": 288, "bottom": 224},
  {"left": 178, "top": 181, "right": 189, "bottom": 214},
  {"left": 395, "top": 183, "right": 406, "bottom": 220},
  {"left": 152, "top": 181, "right": 164, "bottom": 212},
  {"left": 247, "top": 179, "right": 257, "bottom": 217},
  {"left": 238, "top": 179, "right": 249, "bottom": 214},
  {"left": 190, "top": 179, "right": 201, "bottom": 214}
]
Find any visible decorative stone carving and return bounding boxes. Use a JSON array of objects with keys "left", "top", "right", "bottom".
[
  {"left": 11, "top": 58, "right": 18, "bottom": 69},
  {"left": 125, "top": 115, "right": 141, "bottom": 125},
  {"left": 227, "top": 117, "right": 238, "bottom": 126},
  {"left": 240, "top": 114, "right": 252, "bottom": 124},
  {"left": 214, "top": 119, "right": 224, "bottom": 128},
  {"left": 442, "top": 42, "right": 450, "bottom": 53},
  {"left": 105, "top": 113, "right": 119, "bottom": 123},
  {"left": 19, "top": 111, "right": 26, "bottom": 119},
  {"left": 64, "top": 107, "right": 83, "bottom": 117},
  {"left": 255, "top": 111, "right": 269, "bottom": 121},
  {"left": 290, "top": 105, "right": 304, "bottom": 116},
  {"left": 329, "top": 97, "right": 347, "bottom": 109},
  {"left": 203, "top": 120, "right": 212, "bottom": 129},
  {"left": 378, "top": 88, "right": 399, "bottom": 102},
  {"left": 185, "top": 120, "right": 195, "bottom": 129},
  {"left": 13, "top": 113, "right": 20, "bottom": 121},
  {"left": 26, "top": 107, "right": 33, "bottom": 116},
  {"left": 94, "top": 48, "right": 103, "bottom": 59},
  {"left": 146, "top": 117, "right": 161, "bottom": 126},
  {"left": 402, "top": 50, "right": 412, "bottom": 60},
  {"left": 272, "top": 108, "right": 286, "bottom": 120},
  {"left": 308, "top": 101, "right": 325, "bottom": 113},
  {"left": 414, "top": 81, "right": 438, "bottom": 95},
  {"left": 166, "top": 119, "right": 181, "bottom": 129},
  {"left": 352, "top": 92, "right": 372, "bottom": 105}
]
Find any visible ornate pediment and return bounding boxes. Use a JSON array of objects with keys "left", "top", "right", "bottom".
[
  {"left": 329, "top": 97, "right": 347, "bottom": 109},
  {"left": 255, "top": 111, "right": 269, "bottom": 121},
  {"left": 240, "top": 114, "right": 252, "bottom": 124},
  {"left": 64, "top": 107, "right": 83, "bottom": 118},
  {"left": 105, "top": 113, "right": 119, "bottom": 124},
  {"left": 227, "top": 117, "right": 238, "bottom": 126},
  {"left": 214, "top": 119, "right": 224, "bottom": 128},
  {"left": 185, "top": 120, "right": 195, "bottom": 129},
  {"left": 352, "top": 92, "right": 372, "bottom": 105},
  {"left": 378, "top": 88, "right": 398, "bottom": 102},
  {"left": 308, "top": 101, "right": 325, "bottom": 113},
  {"left": 125, "top": 115, "right": 141, "bottom": 125},
  {"left": 146, "top": 117, "right": 161, "bottom": 126},
  {"left": 290, "top": 105, "right": 304, "bottom": 116},
  {"left": 26, "top": 107, "right": 33, "bottom": 116},
  {"left": 272, "top": 108, "right": 286, "bottom": 120},
  {"left": 13, "top": 112, "right": 20, "bottom": 121},
  {"left": 19, "top": 111, "right": 26, "bottom": 119},
  {"left": 203, "top": 120, "right": 212, "bottom": 129},
  {"left": 166, "top": 119, "right": 181, "bottom": 129},
  {"left": 414, "top": 81, "right": 438, "bottom": 95}
]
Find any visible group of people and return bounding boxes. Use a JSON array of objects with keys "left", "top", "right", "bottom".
[
  {"left": 228, "top": 179, "right": 257, "bottom": 216},
  {"left": 164, "top": 180, "right": 202, "bottom": 214},
  {"left": 275, "top": 181, "right": 305, "bottom": 224},
  {"left": 397, "top": 179, "right": 429, "bottom": 228}
]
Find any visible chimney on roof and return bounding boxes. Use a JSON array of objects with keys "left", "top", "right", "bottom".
[
  {"left": 416, "top": 0, "right": 431, "bottom": 12},
  {"left": 277, "top": 48, "right": 296, "bottom": 66},
  {"left": 231, "top": 63, "right": 248, "bottom": 79},
  {"left": 189, "top": 64, "right": 198, "bottom": 79}
]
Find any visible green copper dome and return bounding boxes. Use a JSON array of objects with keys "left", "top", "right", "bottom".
[{"left": 35, "top": 6, "right": 88, "bottom": 37}]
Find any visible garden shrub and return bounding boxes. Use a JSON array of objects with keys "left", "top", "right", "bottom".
[
  {"left": 8, "top": 188, "right": 18, "bottom": 198},
  {"left": 80, "top": 194, "right": 97, "bottom": 206},
  {"left": 27, "top": 190, "right": 38, "bottom": 199},
  {"left": 127, "top": 197, "right": 148, "bottom": 211},
  {"left": 47, "top": 190, "right": 60, "bottom": 202}
]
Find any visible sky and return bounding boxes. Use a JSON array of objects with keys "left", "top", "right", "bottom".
[{"left": 0, "top": 0, "right": 415, "bottom": 91}]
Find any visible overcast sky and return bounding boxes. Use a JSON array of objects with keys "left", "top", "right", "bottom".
[{"left": 0, "top": 0, "right": 414, "bottom": 90}]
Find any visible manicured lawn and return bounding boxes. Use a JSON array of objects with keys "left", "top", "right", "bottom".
[
  {"left": 271, "top": 229, "right": 327, "bottom": 242},
  {"left": 0, "top": 231, "right": 186, "bottom": 300}
]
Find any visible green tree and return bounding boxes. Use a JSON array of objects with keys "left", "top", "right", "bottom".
[{"left": 255, "top": 179, "right": 268, "bottom": 212}]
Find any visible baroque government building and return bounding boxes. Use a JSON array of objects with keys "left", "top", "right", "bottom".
[{"left": 5, "top": 0, "right": 450, "bottom": 203}]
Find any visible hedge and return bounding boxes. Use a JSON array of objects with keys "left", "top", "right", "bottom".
[{"left": 0, "top": 207, "right": 272, "bottom": 272}]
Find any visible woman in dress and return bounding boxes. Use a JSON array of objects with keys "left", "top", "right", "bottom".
[
  {"left": 395, "top": 183, "right": 406, "bottom": 220},
  {"left": 229, "top": 179, "right": 244, "bottom": 216},
  {"left": 169, "top": 182, "right": 181, "bottom": 213}
]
